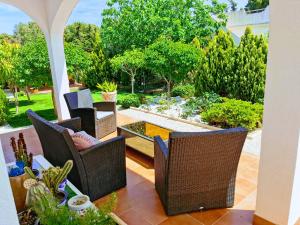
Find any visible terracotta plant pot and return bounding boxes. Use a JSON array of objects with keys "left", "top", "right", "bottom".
[
  {"left": 101, "top": 91, "right": 117, "bottom": 102},
  {"left": 9, "top": 173, "right": 29, "bottom": 212}
]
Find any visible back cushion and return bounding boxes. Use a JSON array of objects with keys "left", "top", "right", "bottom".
[
  {"left": 77, "top": 89, "right": 93, "bottom": 109},
  {"left": 71, "top": 131, "right": 101, "bottom": 151}
]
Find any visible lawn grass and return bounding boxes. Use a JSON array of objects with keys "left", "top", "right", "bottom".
[{"left": 7, "top": 91, "right": 152, "bottom": 128}]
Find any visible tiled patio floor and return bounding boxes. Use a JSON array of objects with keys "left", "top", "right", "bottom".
[{"left": 95, "top": 114, "right": 259, "bottom": 225}]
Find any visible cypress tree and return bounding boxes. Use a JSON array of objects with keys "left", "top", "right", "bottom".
[
  {"left": 195, "top": 30, "right": 235, "bottom": 96},
  {"left": 233, "top": 27, "right": 268, "bottom": 103}
]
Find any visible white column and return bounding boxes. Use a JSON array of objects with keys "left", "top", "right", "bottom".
[
  {"left": 45, "top": 31, "right": 70, "bottom": 121},
  {"left": 255, "top": 1, "right": 300, "bottom": 225},
  {"left": 0, "top": 142, "right": 19, "bottom": 225}
]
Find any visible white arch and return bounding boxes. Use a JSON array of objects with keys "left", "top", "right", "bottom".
[{"left": 0, "top": 0, "right": 79, "bottom": 120}]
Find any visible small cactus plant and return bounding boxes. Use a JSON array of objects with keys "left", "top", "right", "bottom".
[
  {"left": 24, "top": 179, "right": 48, "bottom": 208},
  {"left": 24, "top": 160, "right": 73, "bottom": 195},
  {"left": 11, "top": 133, "right": 32, "bottom": 168}
]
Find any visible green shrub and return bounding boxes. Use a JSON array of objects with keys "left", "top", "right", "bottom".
[
  {"left": 201, "top": 98, "right": 263, "bottom": 130},
  {"left": 171, "top": 84, "right": 195, "bottom": 98},
  {"left": 118, "top": 94, "right": 141, "bottom": 108},
  {"left": 0, "top": 89, "right": 9, "bottom": 125}
]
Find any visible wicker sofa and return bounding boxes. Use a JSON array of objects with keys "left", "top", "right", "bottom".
[
  {"left": 154, "top": 127, "right": 248, "bottom": 215},
  {"left": 64, "top": 89, "right": 116, "bottom": 139},
  {"left": 27, "top": 109, "right": 126, "bottom": 201}
]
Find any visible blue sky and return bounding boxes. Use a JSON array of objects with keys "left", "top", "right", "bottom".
[{"left": 0, "top": 0, "right": 247, "bottom": 35}]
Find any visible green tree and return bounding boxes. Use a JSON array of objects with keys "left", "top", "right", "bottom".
[
  {"left": 64, "top": 22, "right": 113, "bottom": 88},
  {"left": 145, "top": 37, "right": 202, "bottom": 97},
  {"left": 85, "top": 48, "right": 112, "bottom": 88},
  {"left": 228, "top": 0, "right": 238, "bottom": 11},
  {"left": 111, "top": 49, "right": 145, "bottom": 94},
  {"left": 233, "top": 27, "right": 268, "bottom": 103},
  {"left": 14, "top": 22, "right": 44, "bottom": 45},
  {"left": 245, "top": 0, "right": 269, "bottom": 10},
  {"left": 64, "top": 22, "right": 101, "bottom": 52},
  {"left": 17, "top": 38, "right": 51, "bottom": 89},
  {"left": 0, "top": 33, "right": 16, "bottom": 44},
  {"left": 195, "top": 30, "right": 235, "bottom": 97},
  {"left": 64, "top": 42, "right": 91, "bottom": 84},
  {"left": 0, "top": 41, "right": 22, "bottom": 112},
  {"left": 101, "top": 0, "right": 227, "bottom": 56}
]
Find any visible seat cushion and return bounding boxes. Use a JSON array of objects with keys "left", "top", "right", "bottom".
[
  {"left": 71, "top": 131, "right": 101, "bottom": 151},
  {"left": 96, "top": 111, "right": 114, "bottom": 120}
]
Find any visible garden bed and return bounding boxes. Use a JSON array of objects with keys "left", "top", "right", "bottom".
[{"left": 136, "top": 94, "right": 263, "bottom": 132}]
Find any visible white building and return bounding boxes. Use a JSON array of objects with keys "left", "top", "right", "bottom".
[{"left": 226, "top": 7, "right": 269, "bottom": 38}]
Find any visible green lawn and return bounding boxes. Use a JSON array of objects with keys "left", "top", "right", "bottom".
[{"left": 7, "top": 91, "right": 148, "bottom": 128}]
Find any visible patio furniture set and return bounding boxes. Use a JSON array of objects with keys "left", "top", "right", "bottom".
[{"left": 24, "top": 89, "right": 248, "bottom": 217}]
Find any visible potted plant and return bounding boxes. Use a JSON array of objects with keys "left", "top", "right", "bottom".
[
  {"left": 31, "top": 191, "right": 117, "bottom": 225},
  {"left": 68, "top": 195, "right": 92, "bottom": 214},
  {"left": 97, "top": 81, "right": 118, "bottom": 102},
  {"left": 25, "top": 160, "right": 73, "bottom": 206},
  {"left": 8, "top": 133, "right": 36, "bottom": 212}
]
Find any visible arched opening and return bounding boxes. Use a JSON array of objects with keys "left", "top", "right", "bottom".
[{"left": 0, "top": 2, "right": 54, "bottom": 127}]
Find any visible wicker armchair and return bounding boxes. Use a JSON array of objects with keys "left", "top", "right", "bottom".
[
  {"left": 64, "top": 89, "right": 116, "bottom": 139},
  {"left": 154, "top": 128, "right": 248, "bottom": 216},
  {"left": 27, "top": 110, "right": 126, "bottom": 201}
]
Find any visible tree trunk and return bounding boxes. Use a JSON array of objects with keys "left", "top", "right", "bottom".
[
  {"left": 51, "top": 86, "right": 58, "bottom": 116},
  {"left": 131, "top": 75, "right": 135, "bottom": 94},
  {"left": 25, "top": 86, "right": 31, "bottom": 101},
  {"left": 14, "top": 86, "right": 19, "bottom": 114},
  {"left": 166, "top": 81, "right": 171, "bottom": 98}
]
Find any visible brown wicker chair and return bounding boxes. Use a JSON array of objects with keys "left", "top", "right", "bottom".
[
  {"left": 64, "top": 89, "right": 116, "bottom": 139},
  {"left": 154, "top": 127, "right": 248, "bottom": 216},
  {"left": 27, "top": 110, "right": 126, "bottom": 201}
]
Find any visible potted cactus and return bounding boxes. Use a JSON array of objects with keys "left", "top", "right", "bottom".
[
  {"left": 25, "top": 160, "right": 73, "bottom": 206},
  {"left": 97, "top": 81, "right": 117, "bottom": 102},
  {"left": 8, "top": 133, "right": 35, "bottom": 212}
]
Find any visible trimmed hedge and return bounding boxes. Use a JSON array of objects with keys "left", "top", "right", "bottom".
[
  {"left": 118, "top": 94, "right": 141, "bottom": 108},
  {"left": 171, "top": 84, "right": 195, "bottom": 98},
  {"left": 201, "top": 98, "right": 263, "bottom": 130}
]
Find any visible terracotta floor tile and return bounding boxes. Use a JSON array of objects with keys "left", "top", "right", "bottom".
[
  {"left": 213, "top": 209, "right": 254, "bottom": 225},
  {"left": 131, "top": 194, "right": 168, "bottom": 224},
  {"left": 119, "top": 209, "right": 152, "bottom": 225},
  {"left": 190, "top": 209, "right": 229, "bottom": 225},
  {"left": 235, "top": 177, "right": 257, "bottom": 197},
  {"left": 234, "top": 191, "right": 257, "bottom": 210},
  {"left": 126, "top": 169, "right": 146, "bottom": 188},
  {"left": 160, "top": 214, "right": 204, "bottom": 225}
]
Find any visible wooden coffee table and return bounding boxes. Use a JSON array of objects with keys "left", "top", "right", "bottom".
[{"left": 117, "top": 121, "right": 172, "bottom": 158}]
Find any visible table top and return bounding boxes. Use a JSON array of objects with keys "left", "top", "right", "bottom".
[{"left": 118, "top": 120, "right": 172, "bottom": 141}]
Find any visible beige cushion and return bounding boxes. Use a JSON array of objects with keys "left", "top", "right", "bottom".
[
  {"left": 71, "top": 131, "right": 101, "bottom": 151},
  {"left": 96, "top": 111, "right": 114, "bottom": 120},
  {"left": 77, "top": 89, "right": 93, "bottom": 109}
]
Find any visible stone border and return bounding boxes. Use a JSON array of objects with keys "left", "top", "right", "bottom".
[
  {"left": 130, "top": 107, "right": 222, "bottom": 131},
  {"left": 129, "top": 107, "right": 257, "bottom": 140}
]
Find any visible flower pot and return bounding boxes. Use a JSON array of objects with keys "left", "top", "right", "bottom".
[
  {"left": 56, "top": 190, "right": 68, "bottom": 207},
  {"left": 18, "top": 209, "right": 39, "bottom": 225},
  {"left": 9, "top": 173, "right": 30, "bottom": 212},
  {"left": 68, "top": 195, "right": 92, "bottom": 214},
  {"left": 101, "top": 91, "right": 117, "bottom": 102}
]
